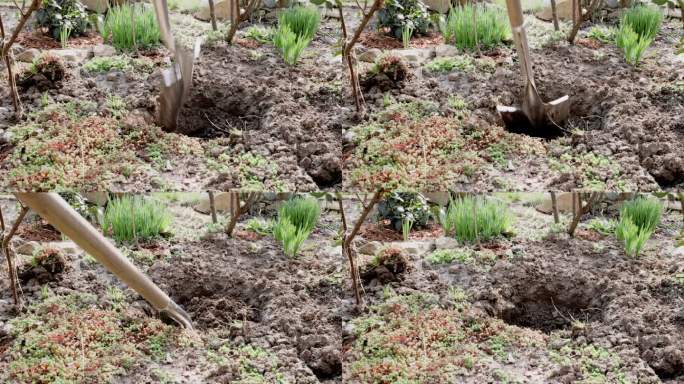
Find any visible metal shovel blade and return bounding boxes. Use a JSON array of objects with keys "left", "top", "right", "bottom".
[
  {"left": 152, "top": 0, "right": 201, "bottom": 132},
  {"left": 497, "top": 83, "right": 571, "bottom": 138},
  {"left": 497, "top": 0, "right": 570, "bottom": 137}
]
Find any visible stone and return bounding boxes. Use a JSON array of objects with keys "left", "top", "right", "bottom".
[
  {"left": 671, "top": 246, "right": 684, "bottom": 258},
  {"left": 434, "top": 236, "right": 459, "bottom": 250},
  {"left": 48, "top": 48, "right": 93, "bottom": 64},
  {"left": 388, "top": 240, "right": 434, "bottom": 257},
  {"left": 357, "top": 241, "right": 382, "bottom": 256},
  {"left": 48, "top": 241, "right": 82, "bottom": 256},
  {"left": 16, "top": 48, "right": 41, "bottom": 63},
  {"left": 391, "top": 48, "right": 435, "bottom": 66},
  {"left": 193, "top": 192, "right": 237, "bottom": 214},
  {"left": 358, "top": 48, "right": 382, "bottom": 63},
  {"left": 0, "top": 131, "right": 10, "bottom": 145},
  {"left": 423, "top": 192, "right": 450, "bottom": 206},
  {"left": 434, "top": 44, "right": 459, "bottom": 58},
  {"left": 83, "top": 192, "right": 109, "bottom": 206},
  {"left": 535, "top": 0, "right": 575, "bottom": 22},
  {"left": 92, "top": 44, "right": 117, "bottom": 57},
  {"left": 535, "top": 192, "right": 576, "bottom": 214},
  {"left": 423, "top": 0, "right": 450, "bottom": 13},
  {"left": 15, "top": 241, "right": 40, "bottom": 256},
  {"left": 194, "top": 0, "right": 239, "bottom": 22},
  {"left": 82, "top": 0, "right": 108, "bottom": 13}
]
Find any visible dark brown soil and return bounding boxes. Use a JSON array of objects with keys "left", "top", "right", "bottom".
[
  {"left": 343, "top": 201, "right": 684, "bottom": 383},
  {"left": 181, "top": 38, "right": 345, "bottom": 190},
  {"left": 479, "top": 237, "right": 684, "bottom": 381},
  {"left": 148, "top": 234, "right": 344, "bottom": 382},
  {"left": 346, "top": 19, "right": 684, "bottom": 191}
]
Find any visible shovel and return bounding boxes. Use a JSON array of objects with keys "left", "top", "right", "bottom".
[
  {"left": 16, "top": 193, "right": 194, "bottom": 329},
  {"left": 496, "top": 0, "right": 570, "bottom": 137},
  {"left": 152, "top": 0, "right": 201, "bottom": 132}
]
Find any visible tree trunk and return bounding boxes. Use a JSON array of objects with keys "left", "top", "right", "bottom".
[
  {"left": 1, "top": 0, "right": 41, "bottom": 119},
  {"left": 550, "top": 191, "right": 559, "bottom": 224},
  {"left": 208, "top": 0, "right": 218, "bottom": 31},
  {"left": 550, "top": 0, "right": 560, "bottom": 31},
  {"left": 568, "top": 0, "right": 600, "bottom": 43},
  {"left": 225, "top": 192, "right": 242, "bottom": 236},
  {"left": 568, "top": 192, "right": 581, "bottom": 236},
  {"left": 342, "top": 0, "right": 384, "bottom": 115},
  {"left": 226, "top": 0, "right": 240, "bottom": 43},
  {"left": 208, "top": 191, "right": 217, "bottom": 224},
  {"left": 342, "top": 190, "right": 384, "bottom": 307},
  {"left": 3, "top": 206, "right": 29, "bottom": 308}
]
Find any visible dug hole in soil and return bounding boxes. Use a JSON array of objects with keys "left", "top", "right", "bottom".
[
  {"left": 0, "top": 194, "right": 345, "bottom": 383},
  {"left": 0, "top": 6, "right": 347, "bottom": 191},
  {"left": 343, "top": 14, "right": 684, "bottom": 191},
  {"left": 341, "top": 193, "right": 684, "bottom": 383}
]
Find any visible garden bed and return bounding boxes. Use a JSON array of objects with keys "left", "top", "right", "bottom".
[
  {"left": 343, "top": 15, "right": 684, "bottom": 191},
  {"left": 342, "top": 192, "right": 684, "bottom": 383},
  {"left": 0, "top": 193, "right": 344, "bottom": 383}
]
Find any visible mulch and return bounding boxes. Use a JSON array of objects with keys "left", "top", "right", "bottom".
[
  {"left": 15, "top": 221, "right": 62, "bottom": 242},
  {"left": 358, "top": 31, "right": 445, "bottom": 50},
  {"left": 16, "top": 31, "right": 104, "bottom": 50},
  {"left": 359, "top": 221, "right": 444, "bottom": 242}
]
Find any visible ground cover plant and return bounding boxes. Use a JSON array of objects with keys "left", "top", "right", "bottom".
[
  {"left": 0, "top": 193, "right": 344, "bottom": 383},
  {"left": 1, "top": 0, "right": 683, "bottom": 191},
  {"left": 343, "top": 192, "right": 684, "bottom": 383},
  {"left": 5, "top": 102, "right": 201, "bottom": 190},
  {"left": 346, "top": 101, "right": 536, "bottom": 190}
]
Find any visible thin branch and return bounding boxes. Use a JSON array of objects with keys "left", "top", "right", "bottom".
[
  {"left": 0, "top": 201, "right": 5, "bottom": 232},
  {"left": 550, "top": 0, "right": 560, "bottom": 31},
  {"left": 337, "top": 192, "right": 347, "bottom": 232},
  {"left": 568, "top": 192, "right": 601, "bottom": 236},
  {"left": 3, "top": 205, "right": 29, "bottom": 307},
  {"left": 567, "top": 0, "right": 601, "bottom": 44},
  {"left": 0, "top": 0, "right": 41, "bottom": 58},
  {"left": 226, "top": 192, "right": 261, "bottom": 236},
  {"left": 208, "top": 0, "right": 218, "bottom": 31},
  {"left": 342, "top": 0, "right": 383, "bottom": 114},
  {"left": 342, "top": 189, "right": 384, "bottom": 307}
]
